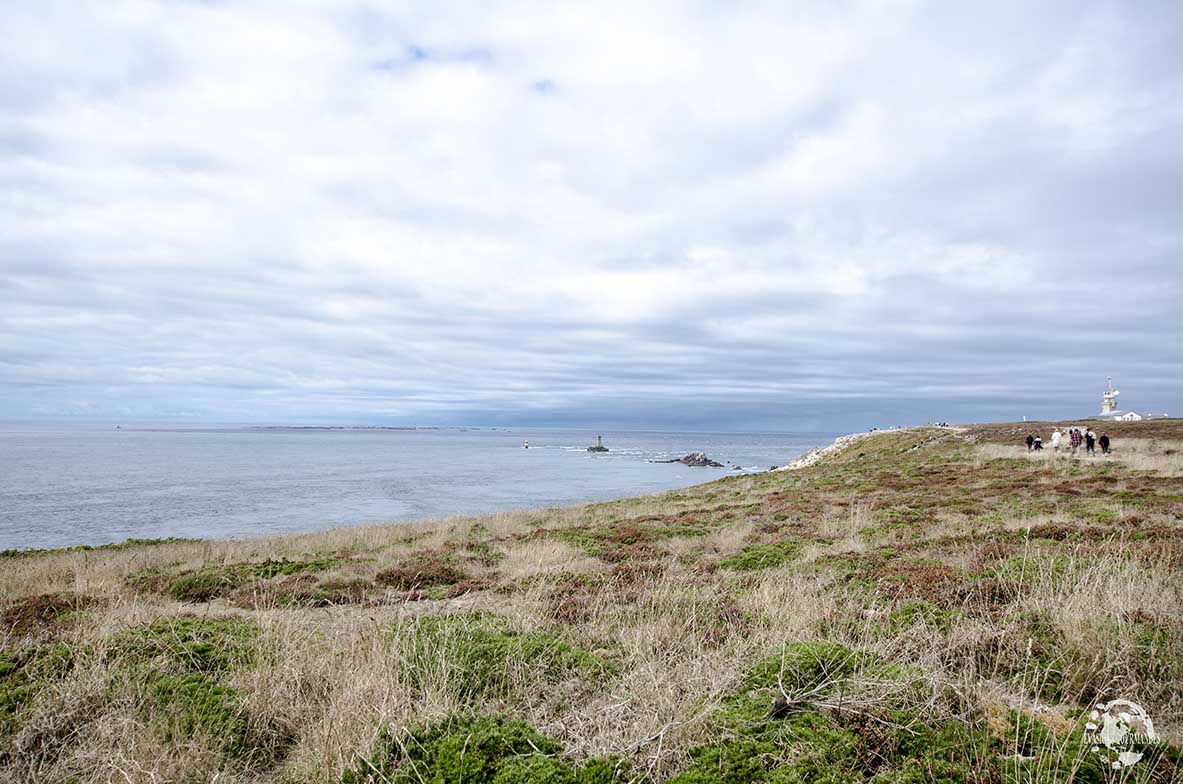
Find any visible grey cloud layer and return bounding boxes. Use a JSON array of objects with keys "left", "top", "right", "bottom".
[{"left": 1, "top": 1, "right": 1181, "bottom": 429}]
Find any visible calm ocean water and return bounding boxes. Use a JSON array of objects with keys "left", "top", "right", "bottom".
[{"left": 0, "top": 425, "right": 836, "bottom": 551}]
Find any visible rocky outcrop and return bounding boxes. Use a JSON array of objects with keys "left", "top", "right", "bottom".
[
  {"left": 773, "top": 432, "right": 875, "bottom": 471},
  {"left": 774, "top": 426, "right": 962, "bottom": 472},
  {"left": 656, "top": 452, "right": 725, "bottom": 468}
]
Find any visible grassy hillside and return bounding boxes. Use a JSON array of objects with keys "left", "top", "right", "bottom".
[{"left": 2, "top": 422, "right": 1182, "bottom": 783}]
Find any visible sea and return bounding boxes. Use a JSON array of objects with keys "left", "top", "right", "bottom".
[{"left": 0, "top": 425, "right": 837, "bottom": 551}]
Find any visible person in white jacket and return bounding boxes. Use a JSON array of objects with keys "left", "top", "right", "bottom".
[{"left": 1050, "top": 429, "right": 1062, "bottom": 451}]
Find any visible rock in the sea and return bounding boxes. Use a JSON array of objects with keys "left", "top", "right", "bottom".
[{"left": 656, "top": 451, "right": 725, "bottom": 467}]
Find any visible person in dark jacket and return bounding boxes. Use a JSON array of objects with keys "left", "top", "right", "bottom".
[
  {"left": 1099, "top": 433, "right": 1111, "bottom": 454},
  {"left": 1026, "top": 434, "right": 1035, "bottom": 451},
  {"left": 1033, "top": 435, "right": 1043, "bottom": 450},
  {"left": 1085, "top": 429, "right": 1096, "bottom": 455}
]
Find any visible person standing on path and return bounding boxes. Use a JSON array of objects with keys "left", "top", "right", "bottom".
[
  {"left": 1033, "top": 435, "right": 1043, "bottom": 450},
  {"left": 1099, "top": 433, "right": 1111, "bottom": 454},
  {"left": 1070, "top": 428, "right": 1083, "bottom": 455},
  {"left": 1085, "top": 429, "right": 1096, "bottom": 455},
  {"left": 1026, "top": 434, "right": 1035, "bottom": 451},
  {"left": 1051, "top": 429, "right": 1062, "bottom": 451}
]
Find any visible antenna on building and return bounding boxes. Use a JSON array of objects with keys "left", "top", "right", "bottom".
[{"left": 1101, "top": 377, "right": 1120, "bottom": 415}]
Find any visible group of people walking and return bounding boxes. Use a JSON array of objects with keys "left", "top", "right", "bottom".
[{"left": 1026, "top": 427, "right": 1110, "bottom": 456}]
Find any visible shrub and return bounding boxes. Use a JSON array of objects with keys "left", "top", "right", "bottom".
[
  {"left": 107, "top": 616, "right": 294, "bottom": 766},
  {"left": 111, "top": 615, "right": 258, "bottom": 674},
  {"left": 884, "top": 600, "right": 957, "bottom": 635},
  {"left": 125, "top": 565, "right": 182, "bottom": 594},
  {"left": 0, "top": 644, "right": 77, "bottom": 734},
  {"left": 720, "top": 540, "right": 801, "bottom": 572},
  {"left": 866, "top": 560, "right": 968, "bottom": 605},
  {"left": 442, "top": 577, "right": 497, "bottom": 599},
  {"left": 1, "top": 537, "right": 199, "bottom": 559},
  {"left": 743, "top": 641, "right": 873, "bottom": 695},
  {"left": 232, "top": 575, "right": 374, "bottom": 609},
  {"left": 2, "top": 592, "right": 99, "bottom": 636},
  {"left": 146, "top": 672, "right": 253, "bottom": 758},
  {"left": 668, "top": 713, "right": 862, "bottom": 784},
  {"left": 169, "top": 567, "right": 247, "bottom": 602},
  {"left": 452, "top": 537, "right": 505, "bottom": 566},
  {"left": 341, "top": 715, "right": 626, "bottom": 784},
  {"left": 128, "top": 557, "right": 341, "bottom": 602},
  {"left": 249, "top": 556, "right": 339, "bottom": 579},
  {"left": 376, "top": 550, "right": 469, "bottom": 590},
  {"left": 491, "top": 755, "right": 578, "bottom": 784},
  {"left": 987, "top": 553, "right": 1077, "bottom": 586},
  {"left": 667, "top": 737, "right": 780, "bottom": 783},
  {"left": 392, "top": 613, "right": 612, "bottom": 702},
  {"left": 547, "top": 573, "right": 605, "bottom": 625},
  {"left": 669, "top": 641, "right": 1004, "bottom": 784}
]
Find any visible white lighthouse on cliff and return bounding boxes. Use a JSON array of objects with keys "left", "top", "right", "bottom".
[
  {"left": 1101, "top": 377, "right": 1120, "bottom": 415},
  {"left": 1093, "top": 378, "right": 1169, "bottom": 421}
]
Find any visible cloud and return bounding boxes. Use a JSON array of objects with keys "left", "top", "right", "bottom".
[{"left": 1, "top": 0, "right": 1181, "bottom": 429}]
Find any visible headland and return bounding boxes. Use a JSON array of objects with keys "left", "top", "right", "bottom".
[{"left": 2, "top": 420, "right": 1181, "bottom": 782}]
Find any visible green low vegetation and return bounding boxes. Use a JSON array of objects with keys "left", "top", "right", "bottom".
[
  {"left": 1, "top": 537, "right": 201, "bottom": 559},
  {"left": 127, "top": 556, "right": 341, "bottom": 602},
  {"left": 342, "top": 716, "right": 627, "bottom": 784},
  {"left": 111, "top": 615, "right": 259, "bottom": 673},
  {"left": 0, "top": 644, "right": 77, "bottom": 734},
  {"left": 393, "top": 612, "right": 613, "bottom": 702},
  {"left": 3, "top": 421, "right": 1182, "bottom": 782},
  {"left": 146, "top": 672, "right": 255, "bottom": 758},
  {"left": 106, "top": 615, "right": 292, "bottom": 768},
  {"left": 719, "top": 539, "right": 802, "bottom": 571}
]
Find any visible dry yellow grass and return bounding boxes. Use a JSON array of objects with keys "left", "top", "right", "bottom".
[
  {"left": 975, "top": 436, "right": 1183, "bottom": 477},
  {"left": 3, "top": 423, "right": 1183, "bottom": 783}
]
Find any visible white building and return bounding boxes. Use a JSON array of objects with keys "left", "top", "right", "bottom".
[{"left": 1092, "top": 378, "right": 1169, "bottom": 421}]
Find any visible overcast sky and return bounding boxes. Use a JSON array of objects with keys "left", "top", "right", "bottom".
[{"left": 1, "top": 1, "right": 1180, "bottom": 431}]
